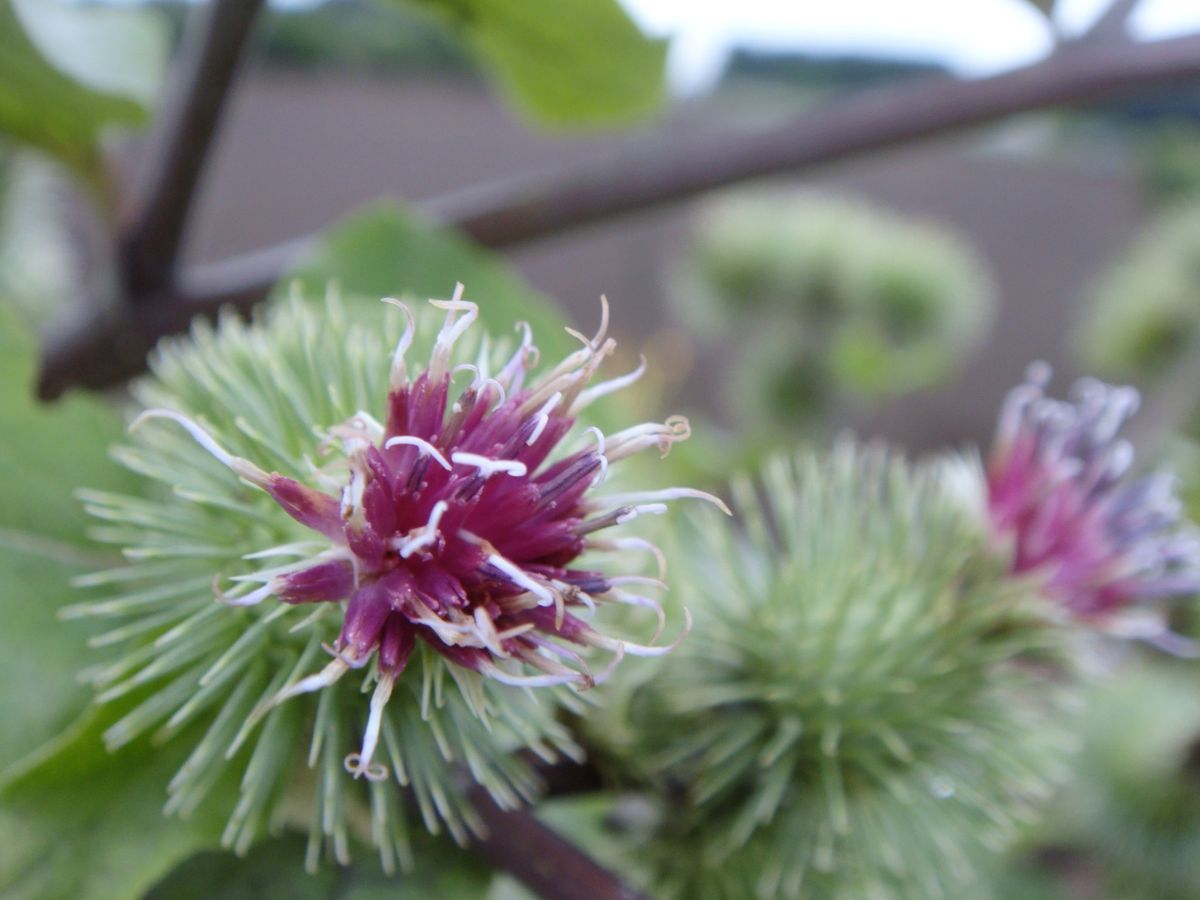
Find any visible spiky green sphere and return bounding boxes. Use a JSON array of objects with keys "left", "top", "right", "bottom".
[
  {"left": 617, "top": 446, "right": 1077, "bottom": 899},
  {"left": 69, "top": 287, "right": 703, "bottom": 872}
]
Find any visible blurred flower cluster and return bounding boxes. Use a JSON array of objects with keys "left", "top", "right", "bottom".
[{"left": 672, "top": 192, "right": 993, "bottom": 430}]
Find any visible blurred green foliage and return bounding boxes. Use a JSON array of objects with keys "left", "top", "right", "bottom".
[
  {"left": 254, "top": 0, "right": 476, "bottom": 75},
  {"left": 0, "top": 153, "right": 77, "bottom": 328},
  {"left": 1023, "top": 662, "right": 1200, "bottom": 900},
  {"left": 674, "top": 192, "right": 993, "bottom": 430},
  {"left": 155, "top": 0, "right": 667, "bottom": 127},
  {"left": 397, "top": 0, "right": 667, "bottom": 126},
  {"left": 144, "top": 830, "right": 492, "bottom": 900},
  {"left": 0, "top": 701, "right": 241, "bottom": 900},
  {"left": 285, "top": 201, "right": 576, "bottom": 360},
  {"left": 1141, "top": 124, "right": 1200, "bottom": 207},
  {"left": 0, "top": 0, "right": 158, "bottom": 194},
  {"left": 1076, "top": 201, "right": 1200, "bottom": 384},
  {"left": 0, "top": 304, "right": 140, "bottom": 774},
  {"left": 0, "top": 303, "right": 218, "bottom": 900}
]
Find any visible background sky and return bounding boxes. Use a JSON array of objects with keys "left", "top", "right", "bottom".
[{"left": 619, "top": 0, "right": 1200, "bottom": 92}]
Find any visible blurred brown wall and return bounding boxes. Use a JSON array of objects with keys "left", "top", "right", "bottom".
[{"left": 181, "top": 71, "right": 1146, "bottom": 450}]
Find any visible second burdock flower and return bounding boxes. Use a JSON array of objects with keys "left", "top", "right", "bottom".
[
  {"left": 609, "top": 366, "right": 1200, "bottom": 900},
  {"left": 987, "top": 364, "right": 1200, "bottom": 653},
  {"left": 69, "top": 285, "right": 717, "bottom": 869},
  {"left": 613, "top": 446, "right": 1079, "bottom": 900}
]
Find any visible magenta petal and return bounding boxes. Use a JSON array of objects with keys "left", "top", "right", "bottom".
[
  {"left": 339, "top": 581, "right": 392, "bottom": 658},
  {"left": 420, "top": 633, "right": 488, "bottom": 671},
  {"left": 987, "top": 366, "right": 1200, "bottom": 628},
  {"left": 266, "top": 475, "right": 344, "bottom": 543},
  {"left": 493, "top": 521, "right": 584, "bottom": 565},
  {"left": 276, "top": 560, "right": 355, "bottom": 604},
  {"left": 379, "top": 568, "right": 416, "bottom": 611},
  {"left": 378, "top": 616, "right": 416, "bottom": 675},
  {"left": 512, "top": 606, "right": 592, "bottom": 642},
  {"left": 415, "top": 567, "right": 467, "bottom": 612},
  {"left": 362, "top": 471, "right": 398, "bottom": 536},
  {"left": 346, "top": 520, "right": 386, "bottom": 570}
]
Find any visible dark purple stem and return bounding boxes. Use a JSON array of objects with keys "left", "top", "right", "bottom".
[
  {"left": 467, "top": 786, "right": 649, "bottom": 900},
  {"left": 118, "top": 0, "right": 265, "bottom": 298},
  {"left": 183, "top": 29, "right": 1200, "bottom": 304}
]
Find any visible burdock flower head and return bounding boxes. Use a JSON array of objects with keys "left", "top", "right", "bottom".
[
  {"left": 71, "top": 285, "right": 717, "bottom": 865},
  {"left": 613, "top": 445, "right": 1076, "bottom": 900},
  {"left": 987, "top": 363, "right": 1200, "bottom": 650}
]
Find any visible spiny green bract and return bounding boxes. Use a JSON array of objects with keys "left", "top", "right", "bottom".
[
  {"left": 614, "top": 446, "right": 1078, "bottom": 899},
  {"left": 67, "top": 292, "right": 589, "bottom": 872}
]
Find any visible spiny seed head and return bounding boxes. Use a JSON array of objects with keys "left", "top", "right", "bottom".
[
  {"left": 611, "top": 446, "right": 1077, "bottom": 900},
  {"left": 71, "top": 285, "right": 719, "bottom": 868},
  {"left": 988, "top": 363, "right": 1200, "bottom": 654}
]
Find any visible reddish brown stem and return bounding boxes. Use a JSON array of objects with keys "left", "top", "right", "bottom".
[
  {"left": 118, "top": 0, "right": 265, "bottom": 297},
  {"left": 185, "top": 29, "right": 1200, "bottom": 307},
  {"left": 467, "top": 786, "right": 649, "bottom": 900}
]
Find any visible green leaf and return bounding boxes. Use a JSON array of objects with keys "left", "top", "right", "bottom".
[
  {"left": 395, "top": 0, "right": 666, "bottom": 126},
  {"left": 0, "top": 303, "right": 139, "bottom": 774},
  {"left": 0, "top": 306, "right": 231, "bottom": 900},
  {"left": 11, "top": 0, "right": 168, "bottom": 108},
  {"left": 144, "top": 835, "right": 337, "bottom": 900},
  {"left": 144, "top": 823, "right": 492, "bottom": 900},
  {"left": 0, "top": 0, "right": 148, "bottom": 188},
  {"left": 0, "top": 704, "right": 236, "bottom": 900},
  {"left": 285, "top": 201, "right": 576, "bottom": 359}
]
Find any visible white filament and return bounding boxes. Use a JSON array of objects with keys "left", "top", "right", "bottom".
[
  {"left": 345, "top": 672, "right": 395, "bottom": 782},
  {"left": 393, "top": 500, "right": 449, "bottom": 558},
  {"left": 130, "top": 409, "right": 271, "bottom": 488},
  {"left": 496, "top": 321, "right": 536, "bottom": 391},
  {"left": 530, "top": 392, "right": 563, "bottom": 446},
  {"left": 588, "top": 536, "right": 667, "bottom": 580},
  {"left": 384, "top": 435, "right": 452, "bottom": 471},
  {"left": 598, "top": 487, "right": 732, "bottom": 516},
  {"left": 381, "top": 297, "right": 416, "bottom": 389},
  {"left": 588, "top": 608, "right": 692, "bottom": 658},
  {"left": 570, "top": 355, "right": 646, "bottom": 414},
  {"left": 485, "top": 551, "right": 556, "bottom": 607},
  {"left": 272, "top": 657, "right": 350, "bottom": 705},
  {"left": 213, "top": 576, "right": 276, "bottom": 608},
  {"left": 429, "top": 285, "right": 478, "bottom": 379},
  {"left": 610, "top": 589, "right": 667, "bottom": 643},
  {"left": 478, "top": 660, "right": 581, "bottom": 688},
  {"left": 451, "top": 452, "right": 527, "bottom": 478},
  {"left": 615, "top": 503, "right": 669, "bottom": 524},
  {"left": 602, "top": 417, "right": 691, "bottom": 462}
]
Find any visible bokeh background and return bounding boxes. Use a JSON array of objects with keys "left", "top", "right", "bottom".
[{"left": 6, "top": 1, "right": 1200, "bottom": 898}]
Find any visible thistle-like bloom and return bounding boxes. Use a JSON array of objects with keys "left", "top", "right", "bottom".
[
  {"left": 70, "top": 287, "right": 719, "bottom": 866},
  {"left": 610, "top": 446, "right": 1075, "bottom": 899},
  {"left": 130, "top": 286, "right": 715, "bottom": 784},
  {"left": 988, "top": 363, "right": 1200, "bottom": 648}
]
